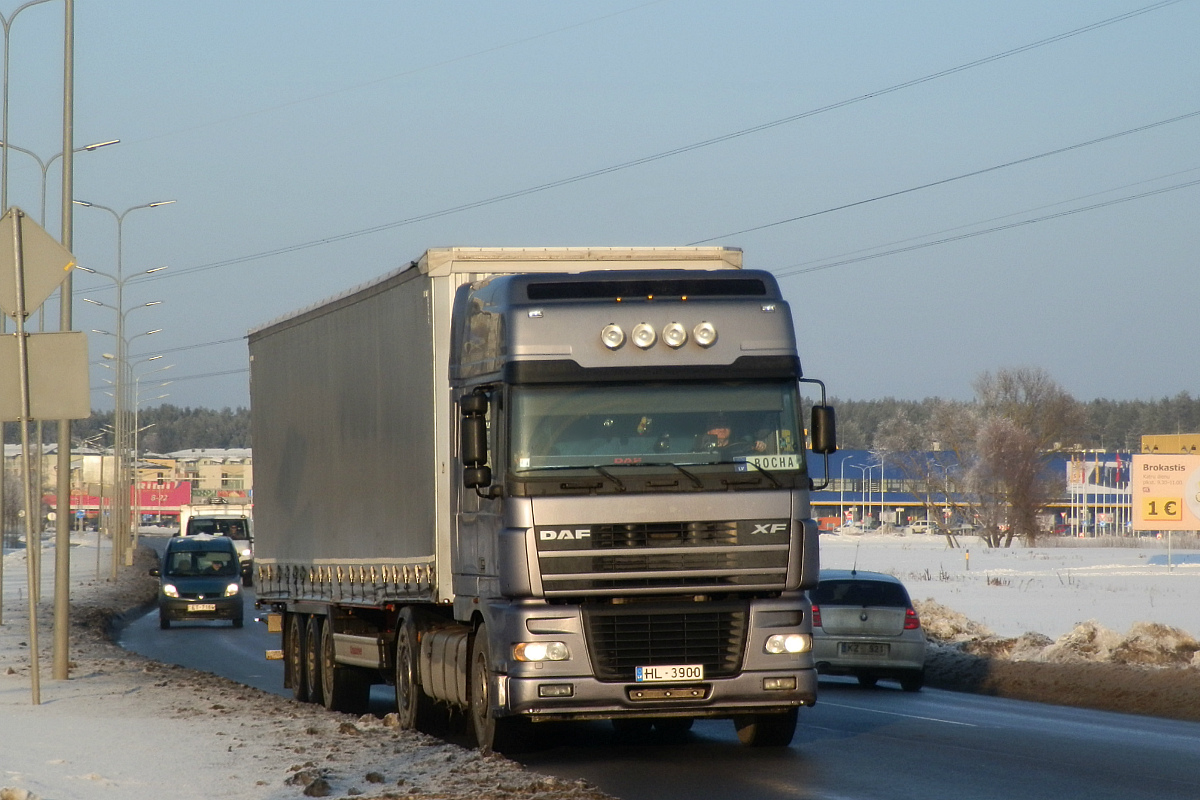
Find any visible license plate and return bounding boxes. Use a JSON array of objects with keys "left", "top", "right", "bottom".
[
  {"left": 635, "top": 664, "right": 704, "bottom": 682},
  {"left": 188, "top": 603, "right": 217, "bottom": 612},
  {"left": 839, "top": 642, "right": 888, "bottom": 657}
]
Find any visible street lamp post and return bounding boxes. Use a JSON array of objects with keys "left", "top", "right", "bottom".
[
  {"left": 130, "top": 361, "right": 171, "bottom": 549},
  {"left": 74, "top": 198, "right": 173, "bottom": 570},
  {"left": 0, "top": 0, "right": 60, "bottom": 678},
  {"left": 839, "top": 456, "right": 847, "bottom": 525},
  {"left": 0, "top": 138, "right": 118, "bottom": 223}
]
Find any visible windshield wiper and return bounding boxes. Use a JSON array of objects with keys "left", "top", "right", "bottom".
[
  {"left": 713, "top": 459, "right": 782, "bottom": 489},
  {"left": 638, "top": 461, "right": 704, "bottom": 489}
]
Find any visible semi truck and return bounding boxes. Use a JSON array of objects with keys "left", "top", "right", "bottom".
[{"left": 249, "top": 246, "right": 836, "bottom": 752}]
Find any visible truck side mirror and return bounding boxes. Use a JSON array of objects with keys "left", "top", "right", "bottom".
[
  {"left": 810, "top": 405, "right": 837, "bottom": 455},
  {"left": 460, "top": 392, "right": 492, "bottom": 489}
]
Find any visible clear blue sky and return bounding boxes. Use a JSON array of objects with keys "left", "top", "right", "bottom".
[{"left": 4, "top": 1, "right": 1197, "bottom": 410}]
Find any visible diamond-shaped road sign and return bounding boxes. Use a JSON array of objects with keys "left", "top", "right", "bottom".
[{"left": 0, "top": 206, "right": 77, "bottom": 318}]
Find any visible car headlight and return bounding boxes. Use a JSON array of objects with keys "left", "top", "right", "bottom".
[
  {"left": 240, "top": 548, "right": 252, "bottom": 558},
  {"left": 161, "top": 584, "right": 179, "bottom": 598},
  {"left": 513, "top": 641, "right": 569, "bottom": 662},
  {"left": 224, "top": 583, "right": 241, "bottom": 597},
  {"left": 765, "top": 633, "right": 811, "bottom": 654}
]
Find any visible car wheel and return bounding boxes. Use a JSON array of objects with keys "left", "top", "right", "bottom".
[
  {"left": 232, "top": 614, "right": 244, "bottom": 629},
  {"left": 285, "top": 612, "right": 308, "bottom": 702},
  {"left": 321, "top": 616, "right": 370, "bottom": 714},
  {"left": 469, "top": 621, "right": 527, "bottom": 754},
  {"left": 733, "top": 708, "right": 798, "bottom": 747},
  {"left": 857, "top": 674, "right": 879, "bottom": 688},
  {"left": 304, "top": 615, "right": 325, "bottom": 706},
  {"left": 159, "top": 612, "right": 171, "bottom": 630},
  {"left": 900, "top": 670, "right": 925, "bottom": 692}
]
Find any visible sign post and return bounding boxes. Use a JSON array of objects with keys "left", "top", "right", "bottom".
[{"left": 0, "top": 207, "right": 86, "bottom": 705}]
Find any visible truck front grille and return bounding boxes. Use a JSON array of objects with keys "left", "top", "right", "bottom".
[
  {"left": 583, "top": 602, "right": 748, "bottom": 682},
  {"left": 537, "top": 520, "right": 790, "bottom": 596}
]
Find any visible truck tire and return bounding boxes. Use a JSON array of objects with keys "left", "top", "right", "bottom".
[
  {"left": 395, "top": 609, "right": 449, "bottom": 734},
  {"left": 469, "top": 621, "right": 527, "bottom": 754},
  {"left": 286, "top": 612, "right": 308, "bottom": 702},
  {"left": 305, "top": 615, "right": 325, "bottom": 706},
  {"left": 320, "top": 617, "right": 371, "bottom": 714},
  {"left": 733, "top": 708, "right": 798, "bottom": 747}
]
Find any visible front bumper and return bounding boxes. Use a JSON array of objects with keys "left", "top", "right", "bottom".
[
  {"left": 159, "top": 595, "right": 243, "bottom": 621},
  {"left": 500, "top": 667, "right": 817, "bottom": 722}
]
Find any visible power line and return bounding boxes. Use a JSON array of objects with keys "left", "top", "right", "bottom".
[
  {"left": 688, "top": 110, "right": 1200, "bottom": 245},
  {"left": 90, "top": 367, "right": 248, "bottom": 395},
  {"left": 127, "top": 0, "right": 1185, "bottom": 287},
  {"left": 772, "top": 174, "right": 1200, "bottom": 279}
]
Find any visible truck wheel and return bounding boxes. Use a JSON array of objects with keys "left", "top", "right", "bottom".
[
  {"left": 321, "top": 616, "right": 370, "bottom": 714},
  {"left": 469, "top": 622, "right": 526, "bottom": 754},
  {"left": 395, "top": 609, "right": 449, "bottom": 734},
  {"left": 733, "top": 708, "right": 798, "bottom": 747},
  {"left": 305, "top": 615, "right": 325, "bottom": 706},
  {"left": 286, "top": 613, "right": 308, "bottom": 702}
]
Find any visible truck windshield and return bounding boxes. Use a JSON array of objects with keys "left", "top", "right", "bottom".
[{"left": 509, "top": 382, "right": 805, "bottom": 473}]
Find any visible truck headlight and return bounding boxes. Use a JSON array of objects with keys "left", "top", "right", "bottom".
[
  {"left": 662, "top": 322, "right": 687, "bottom": 348},
  {"left": 224, "top": 583, "right": 241, "bottom": 597},
  {"left": 765, "top": 633, "right": 811, "bottom": 654},
  {"left": 162, "top": 583, "right": 179, "bottom": 598},
  {"left": 631, "top": 323, "right": 656, "bottom": 349},
  {"left": 693, "top": 321, "right": 718, "bottom": 347},
  {"left": 513, "top": 641, "right": 569, "bottom": 662},
  {"left": 600, "top": 324, "right": 625, "bottom": 349}
]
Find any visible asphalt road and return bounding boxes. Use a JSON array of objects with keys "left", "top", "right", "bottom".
[{"left": 119, "top": 542, "right": 1200, "bottom": 800}]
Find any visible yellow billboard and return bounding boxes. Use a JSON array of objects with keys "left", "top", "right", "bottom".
[{"left": 1131, "top": 454, "right": 1200, "bottom": 531}]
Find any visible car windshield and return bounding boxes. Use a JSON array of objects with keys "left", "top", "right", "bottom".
[
  {"left": 812, "top": 579, "right": 910, "bottom": 607},
  {"left": 509, "top": 381, "right": 805, "bottom": 473},
  {"left": 187, "top": 518, "right": 248, "bottom": 538},
  {"left": 165, "top": 550, "right": 239, "bottom": 578}
]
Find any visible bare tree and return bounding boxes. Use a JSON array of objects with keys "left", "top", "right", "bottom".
[{"left": 874, "top": 368, "right": 1080, "bottom": 547}]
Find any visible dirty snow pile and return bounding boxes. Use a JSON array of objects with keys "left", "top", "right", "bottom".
[{"left": 0, "top": 539, "right": 613, "bottom": 800}]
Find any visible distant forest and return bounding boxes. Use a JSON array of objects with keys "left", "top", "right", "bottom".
[
  {"left": 4, "top": 405, "right": 252, "bottom": 453},
  {"left": 832, "top": 392, "right": 1200, "bottom": 451},
  {"left": 6, "top": 393, "right": 1198, "bottom": 453}
]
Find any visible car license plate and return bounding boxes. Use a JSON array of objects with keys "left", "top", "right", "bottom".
[
  {"left": 635, "top": 664, "right": 704, "bottom": 682},
  {"left": 839, "top": 642, "right": 888, "bottom": 657},
  {"left": 188, "top": 603, "right": 217, "bottom": 612}
]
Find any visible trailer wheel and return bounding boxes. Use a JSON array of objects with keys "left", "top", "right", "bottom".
[
  {"left": 304, "top": 615, "right": 325, "bottom": 706},
  {"left": 469, "top": 621, "right": 527, "bottom": 754},
  {"left": 733, "top": 708, "right": 798, "bottom": 747},
  {"left": 395, "top": 609, "right": 449, "bottom": 734},
  {"left": 286, "top": 613, "right": 308, "bottom": 702},
  {"left": 319, "top": 616, "right": 370, "bottom": 714}
]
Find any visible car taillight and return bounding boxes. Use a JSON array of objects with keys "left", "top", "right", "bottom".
[
  {"left": 904, "top": 607, "right": 921, "bottom": 630},
  {"left": 811, "top": 604, "right": 822, "bottom": 628}
]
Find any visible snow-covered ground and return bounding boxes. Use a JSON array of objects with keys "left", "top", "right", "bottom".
[
  {"left": 819, "top": 530, "right": 1200, "bottom": 640},
  {"left": 2, "top": 530, "right": 1198, "bottom": 799}
]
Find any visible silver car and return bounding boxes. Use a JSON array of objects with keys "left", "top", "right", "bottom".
[{"left": 810, "top": 569, "right": 926, "bottom": 691}]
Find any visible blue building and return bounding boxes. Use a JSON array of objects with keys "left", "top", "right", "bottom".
[{"left": 810, "top": 449, "right": 1132, "bottom": 535}]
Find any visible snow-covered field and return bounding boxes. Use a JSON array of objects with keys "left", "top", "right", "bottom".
[
  {"left": 819, "top": 530, "right": 1200, "bottom": 641},
  {"left": 2, "top": 530, "right": 1198, "bottom": 799}
]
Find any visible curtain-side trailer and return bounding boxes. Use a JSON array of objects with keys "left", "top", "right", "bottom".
[{"left": 249, "top": 246, "right": 836, "bottom": 752}]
